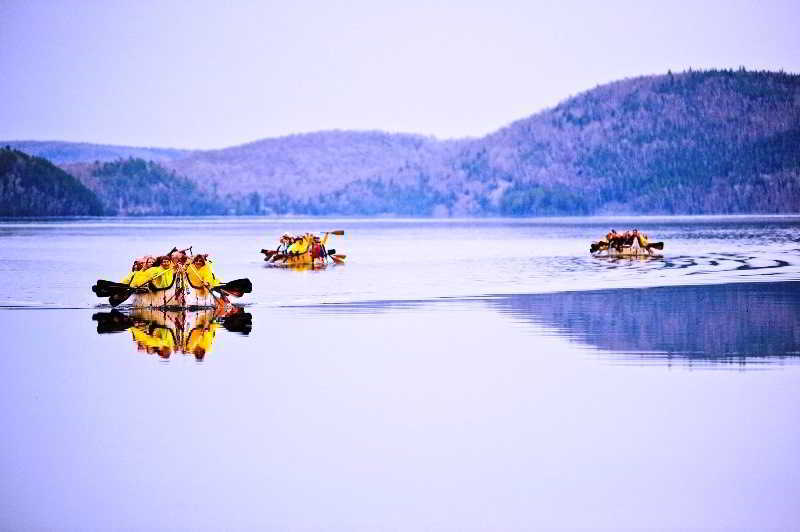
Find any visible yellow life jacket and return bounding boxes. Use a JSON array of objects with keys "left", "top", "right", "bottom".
[
  {"left": 121, "top": 271, "right": 136, "bottom": 285},
  {"left": 130, "top": 267, "right": 160, "bottom": 288},
  {"left": 187, "top": 263, "right": 220, "bottom": 288},
  {"left": 150, "top": 267, "right": 174, "bottom": 290}
]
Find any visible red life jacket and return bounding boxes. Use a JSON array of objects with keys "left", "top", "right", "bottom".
[{"left": 311, "top": 243, "right": 323, "bottom": 259}]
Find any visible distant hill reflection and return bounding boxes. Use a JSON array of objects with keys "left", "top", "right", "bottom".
[
  {"left": 92, "top": 307, "right": 252, "bottom": 360},
  {"left": 490, "top": 282, "right": 800, "bottom": 365}
]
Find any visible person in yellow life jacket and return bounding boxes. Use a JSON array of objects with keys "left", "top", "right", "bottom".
[
  {"left": 287, "top": 236, "right": 305, "bottom": 255},
  {"left": 145, "top": 255, "right": 175, "bottom": 290},
  {"left": 187, "top": 254, "right": 221, "bottom": 289}
]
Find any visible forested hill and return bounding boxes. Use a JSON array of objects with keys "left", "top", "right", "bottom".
[
  {"left": 0, "top": 147, "right": 104, "bottom": 216},
  {"left": 3, "top": 69, "right": 799, "bottom": 216},
  {"left": 161, "top": 69, "right": 800, "bottom": 215},
  {"left": 65, "top": 158, "right": 226, "bottom": 216}
]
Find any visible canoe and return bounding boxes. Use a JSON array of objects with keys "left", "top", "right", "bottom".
[
  {"left": 262, "top": 249, "right": 345, "bottom": 268},
  {"left": 590, "top": 239, "right": 663, "bottom": 257},
  {"left": 93, "top": 271, "right": 251, "bottom": 309},
  {"left": 128, "top": 277, "right": 219, "bottom": 308}
]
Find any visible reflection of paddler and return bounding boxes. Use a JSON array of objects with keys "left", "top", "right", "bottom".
[
  {"left": 185, "top": 322, "right": 219, "bottom": 360},
  {"left": 129, "top": 324, "right": 176, "bottom": 358}
]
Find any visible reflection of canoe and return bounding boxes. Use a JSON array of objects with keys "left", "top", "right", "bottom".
[{"left": 92, "top": 306, "right": 251, "bottom": 359}]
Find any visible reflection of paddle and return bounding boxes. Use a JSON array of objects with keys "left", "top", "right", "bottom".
[
  {"left": 92, "top": 310, "right": 135, "bottom": 333},
  {"left": 212, "top": 278, "right": 252, "bottom": 298},
  {"left": 222, "top": 311, "right": 252, "bottom": 334}
]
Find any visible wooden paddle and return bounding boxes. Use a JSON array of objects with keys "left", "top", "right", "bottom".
[
  {"left": 99, "top": 268, "right": 172, "bottom": 307},
  {"left": 323, "top": 230, "right": 344, "bottom": 236},
  {"left": 212, "top": 278, "right": 253, "bottom": 298}
]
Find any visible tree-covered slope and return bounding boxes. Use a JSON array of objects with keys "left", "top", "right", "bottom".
[
  {"left": 0, "top": 147, "right": 105, "bottom": 216},
  {"left": 4, "top": 69, "right": 799, "bottom": 216},
  {"left": 471, "top": 69, "right": 800, "bottom": 215},
  {"left": 2, "top": 141, "right": 191, "bottom": 165},
  {"left": 160, "top": 69, "right": 798, "bottom": 216},
  {"left": 66, "top": 158, "right": 226, "bottom": 216}
]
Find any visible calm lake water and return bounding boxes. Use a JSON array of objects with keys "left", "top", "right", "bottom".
[{"left": 1, "top": 216, "right": 799, "bottom": 530}]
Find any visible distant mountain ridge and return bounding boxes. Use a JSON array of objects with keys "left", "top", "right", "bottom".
[
  {"left": 3, "top": 140, "right": 191, "bottom": 165},
  {"left": 3, "top": 69, "right": 799, "bottom": 216}
]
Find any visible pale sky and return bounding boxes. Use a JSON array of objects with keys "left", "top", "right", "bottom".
[{"left": 1, "top": 0, "right": 798, "bottom": 149}]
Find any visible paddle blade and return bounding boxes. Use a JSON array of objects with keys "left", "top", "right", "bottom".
[
  {"left": 329, "top": 230, "right": 344, "bottom": 236},
  {"left": 93, "top": 279, "right": 132, "bottom": 297},
  {"left": 331, "top": 254, "right": 347, "bottom": 264},
  {"left": 326, "top": 248, "right": 336, "bottom": 256},
  {"left": 109, "top": 290, "right": 133, "bottom": 307},
  {"left": 649, "top": 241, "right": 664, "bottom": 250},
  {"left": 213, "top": 278, "right": 252, "bottom": 297}
]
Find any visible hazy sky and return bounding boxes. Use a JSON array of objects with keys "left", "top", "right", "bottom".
[{"left": 1, "top": 0, "right": 798, "bottom": 149}]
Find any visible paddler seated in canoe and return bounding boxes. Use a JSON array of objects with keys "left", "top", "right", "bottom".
[
  {"left": 124, "top": 255, "right": 173, "bottom": 291},
  {"left": 187, "top": 254, "right": 221, "bottom": 291},
  {"left": 287, "top": 235, "right": 310, "bottom": 256},
  {"left": 120, "top": 256, "right": 147, "bottom": 285},
  {"left": 148, "top": 255, "right": 175, "bottom": 290},
  {"left": 311, "top": 234, "right": 329, "bottom": 262}
]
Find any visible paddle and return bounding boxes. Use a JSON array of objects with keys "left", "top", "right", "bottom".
[
  {"left": 212, "top": 278, "right": 252, "bottom": 298},
  {"left": 92, "top": 280, "right": 132, "bottom": 297},
  {"left": 322, "top": 230, "right": 344, "bottom": 236},
  {"left": 647, "top": 241, "right": 664, "bottom": 250},
  {"left": 100, "top": 268, "right": 172, "bottom": 307}
]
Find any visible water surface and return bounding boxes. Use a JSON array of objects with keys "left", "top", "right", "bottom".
[{"left": 1, "top": 216, "right": 798, "bottom": 530}]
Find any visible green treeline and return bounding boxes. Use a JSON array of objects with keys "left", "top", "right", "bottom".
[
  {"left": 0, "top": 147, "right": 104, "bottom": 216},
  {"left": 77, "top": 158, "right": 226, "bottom": 215}
]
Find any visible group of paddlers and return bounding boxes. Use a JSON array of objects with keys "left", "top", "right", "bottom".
[
  {"left": 590, "top": 229, "right": 664, "bottom": 254},
  {"left": 119, "top": 247, "right": 222, "bottom": 295},
  {"left": 92, "top": 246, "right": 253, "bottom": 307},
  {"left": 261, "top": 231, "right": 345, "bottom": 264}
]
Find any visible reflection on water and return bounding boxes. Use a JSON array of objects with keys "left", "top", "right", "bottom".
[
  {"left": 298, "top": 281, "right": 800, "bottom": 367},
  {"left": 491, "top": 281, "right": 800, "bottom": 366},
  {"left": 92, "top": 306, "right": 252, "bottom": 359}
]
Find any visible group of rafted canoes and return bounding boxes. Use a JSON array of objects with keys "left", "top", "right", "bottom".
[
  {"left": 261, "top": 230, "right": 347, "bottom": 267},
  {"left": 92, "top": 227, "right": 664, "bottom": 310},
  {"left": 590, "top": 228, "right": 665, "bottom": 256},
  {"left": 92, "top": 246, "right": 252, "bottom": 309}
]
